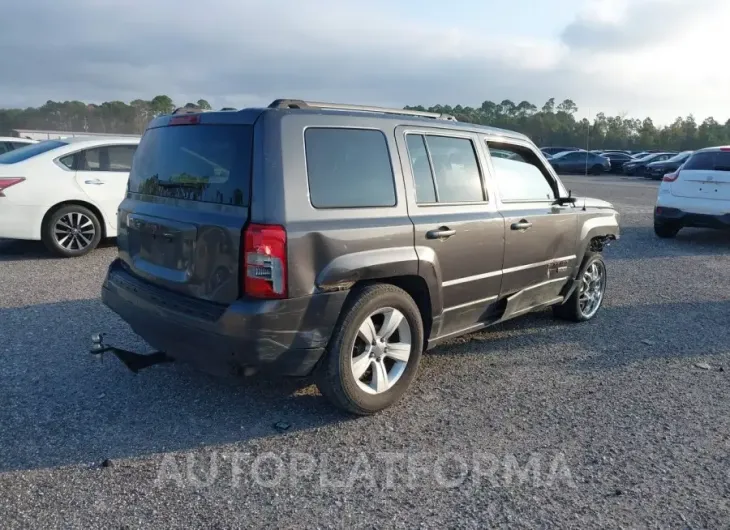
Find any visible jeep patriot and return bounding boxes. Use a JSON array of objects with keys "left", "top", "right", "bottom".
[{"left": 100, "top": 99, "right": 619, "bottom": 414}]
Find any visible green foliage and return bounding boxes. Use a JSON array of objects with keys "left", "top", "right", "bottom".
[
  {"left": 1, "top": 96, "right": 729, "bottom": 150},
  {"left": 0, "top": 95, "right": 202, "bottom": 135},
  {"left": 406, "top": 98, "right": 730, "bottom": 150}
]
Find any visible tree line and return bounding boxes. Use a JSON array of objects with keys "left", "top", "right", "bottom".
[
  {"left": 406, "top": 99, "right": 730, "bottom": 151},
  {"left": 1, "top": 95, "right": 728, "bottom": 151}
]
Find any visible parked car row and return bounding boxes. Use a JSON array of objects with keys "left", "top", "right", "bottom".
[{"left": 539, "top": 146, "right": 698, "bottom": 179}]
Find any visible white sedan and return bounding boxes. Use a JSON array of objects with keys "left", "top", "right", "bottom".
[{"left": 0, "top": 136, "right": 140, "bottom": 257}]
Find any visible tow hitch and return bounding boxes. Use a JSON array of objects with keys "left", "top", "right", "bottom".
[{"left": 90, "top": 333, "right": 173, "bottom": 373}]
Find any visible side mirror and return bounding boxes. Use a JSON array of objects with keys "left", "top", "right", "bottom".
[{"left": 553, "top": 196, "right": 577, "bottom": 206}]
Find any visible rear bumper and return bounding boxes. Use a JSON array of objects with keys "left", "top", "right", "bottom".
[
  {"left": 101, "top": 260, "right": 348, "bottom": 377},
  {"left": 654, "top": 206, "right": 730, "bottom": 230},
  {"left": 0, "top": 201, "right": 44, "bottom": 240}
]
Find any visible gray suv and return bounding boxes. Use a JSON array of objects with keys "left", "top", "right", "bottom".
[{"left": 100, "top": 99, "right": 619, "bottom": 414}]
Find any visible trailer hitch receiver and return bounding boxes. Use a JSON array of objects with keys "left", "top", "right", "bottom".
[{"left": 90, "top": 333, "right": 173, "bottom": 373}]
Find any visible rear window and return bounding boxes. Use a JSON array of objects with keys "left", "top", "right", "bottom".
[
  {"left": 128, "top": 125, "right": 252, "bottom": 206},
  {"left": 683, "top": 151, "right": 730, "bottom": 172},
  {"left": 0, "top": 140, "right": 67, "bottom": 164},
  {"left": 305, "top": 128, "right": 396, "bottom": 208}
]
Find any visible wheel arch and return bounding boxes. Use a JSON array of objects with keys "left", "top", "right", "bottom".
[
  {"left": 344, "top": 275, "right": 434, "bottom": 345},
  {"left": 316, "top": 246, "right": 440, "bottom": 345},
  {"left": 42, "top": 200, "right": 107, "bottom": 239}
]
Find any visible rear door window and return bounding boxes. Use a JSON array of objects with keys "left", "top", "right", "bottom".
[
  {"left": 404, "top": 133, "right": 485, "bottom": 204},
  {"left": 305, "top": 128, "right": 396, "bottom": 208},
  {"left": 77, "top": 145, "right": 137, "bottom": 172},
  {"left": 128, "top": 125, "right": 253, "bottom": 206},
  {"left": 684, "top": 151, "right": 730, "bottom": 172}
]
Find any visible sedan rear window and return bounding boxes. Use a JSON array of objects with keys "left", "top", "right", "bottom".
[
  {"left": 683, "top": 151, "right": 730, "bottom": 172},
  {"left": 0, "top": 140, "right": 67, "bottom": 164},
  {"left": 128, "top": 125, "right": 253, "bottom": 206}
]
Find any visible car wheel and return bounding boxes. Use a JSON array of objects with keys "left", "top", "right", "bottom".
[
  {"left": 590, "top": 164, "right": 603, "bottom": 175},
  {"left": 551, "top": 164, "right": 561, "bottom": 173},
  {"left": 654, "top": 221, "right": 680, "bottom": 238},
  {"left": 315, "top": 283, "right": 424, "bottom": 415},
  {"left": 553, "top": 253, "right": 607, "bottom": 322},
  {"left": 42, "top": 204, "right": 102, "bottom": 258}
]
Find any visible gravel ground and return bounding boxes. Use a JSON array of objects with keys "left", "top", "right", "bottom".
[{"left": 1, "top": 175, "right": 729, "bottom": 529}]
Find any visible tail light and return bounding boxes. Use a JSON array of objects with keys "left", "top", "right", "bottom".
[
  {"left": 662, "top": 172, "right": 677, "bottom": 182},
  {"left": 243, "top": 223, "right": 287, "bottom": 299},
  {"left": 0, "top": 177, "right": 25, "bottom": 197}
]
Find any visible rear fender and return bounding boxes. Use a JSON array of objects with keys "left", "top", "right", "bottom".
[{"left": 315, "top": 245, "right": 444, "bottom": 318}]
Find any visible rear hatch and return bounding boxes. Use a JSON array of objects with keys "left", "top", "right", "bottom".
[
  {"left": 670, "top": 150, "right": 730, "bottom": 201},
  {"left": 117, "top": 115, "right": 255, "bottom": 304}
]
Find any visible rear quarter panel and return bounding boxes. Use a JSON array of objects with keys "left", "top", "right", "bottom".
[{"left": 256, "top": 112, "right": 418, "bottom": 300}]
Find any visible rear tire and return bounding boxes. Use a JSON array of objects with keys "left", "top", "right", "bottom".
[
  {"left": 654, "top": 221, "right": 680, "bottom": 238},
  {"left": 553, "top": 254, "right": 607, "bottom": 322},
  {"left": 42, "top": 205, "right": 102, "bottom": 258},
  {"left": 315, "top": 284, "right": 424, "bottom": 415}
]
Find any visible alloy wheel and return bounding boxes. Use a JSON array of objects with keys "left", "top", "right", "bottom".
[
  {"left": 350, "top": 307, "right": 412, "bottom": 395},
  {"left": 54, "top": 212, "right": 96, "bottom": 252},
  {"left": 579, "top": 260, "right": 606, "bottom": 318}
]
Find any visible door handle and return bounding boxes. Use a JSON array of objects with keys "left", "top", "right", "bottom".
[
  {"left": 511, "top": 220, "right": 533, "bottom": 231},
  {"left": 426, "top": 227, "right": 456, "bottom": 240},
  {"left": 85, "top": 179, "right": 104, "bottom": 185}
]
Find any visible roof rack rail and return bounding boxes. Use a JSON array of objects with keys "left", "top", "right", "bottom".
[{"left": 267, "top": 99, "right": 457, "bottom": 121}]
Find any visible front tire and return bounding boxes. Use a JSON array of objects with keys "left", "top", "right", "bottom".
[
  {"left": 42, "top": 205, "right": 102, "bottom": 257},
  {"left": 590, "top": 164, "right": 604, "bottom": 175},
  {"left": 315, "top": 284, "right": 424, "bottom": 415},
  {"left": 553, "top": 254, "right": 607, "bottom": 322}
]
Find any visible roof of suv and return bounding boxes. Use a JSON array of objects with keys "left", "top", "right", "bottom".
[{"left": 148, "top": 99, "right": 531, "bottom": 143}]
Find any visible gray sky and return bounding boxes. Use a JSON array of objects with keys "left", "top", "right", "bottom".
[{"left": 1, "top": 0, "right": 727, "bottom": 124}]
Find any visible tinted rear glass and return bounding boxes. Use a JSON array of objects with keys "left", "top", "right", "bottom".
[
  {"left": 683, "top": 151, "right": 730, "bottom": 172},
  {"left": 305, "top": 127, "right": 396, "bottom": 208},
  {"left": 128, "top": 125, "right": 252, "bottom": 205},
  {"left": 0, "top": 140, "right": 67, "bottom": 164}
]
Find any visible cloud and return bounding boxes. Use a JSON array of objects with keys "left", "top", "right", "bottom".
[
  {"left": 561, "top": 0, "right": 720, "bottom": 52},
  {"left": 0, "top": 0, "right": 727, "bottom": 124}
]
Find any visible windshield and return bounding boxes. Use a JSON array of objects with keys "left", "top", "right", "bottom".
[
  {"left": 0, "top": 140, "right": 67, "bottom": 164},
  {"left": 667, "top": 151, "right": 692, "bottom": 162}
]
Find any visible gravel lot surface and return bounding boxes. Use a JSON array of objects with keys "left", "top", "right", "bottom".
[{"left": 1, "top": 175, "right": 729, "bottom": 529}]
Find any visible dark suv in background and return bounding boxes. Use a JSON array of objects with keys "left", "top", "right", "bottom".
[{"left": 100, "top": 99, "right": 619, "bottom": 414}]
